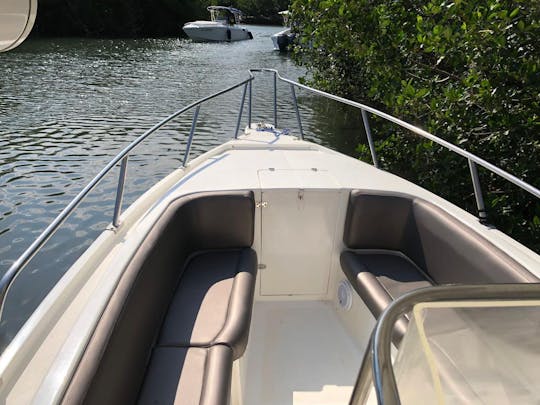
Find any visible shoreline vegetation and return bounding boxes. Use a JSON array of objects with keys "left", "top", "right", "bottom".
[
  {"left": 290, "top": 0, "right": 539, "bottom": 253},
  {"left": 31, "top": 0, "right": 288, "bottom": 38}
]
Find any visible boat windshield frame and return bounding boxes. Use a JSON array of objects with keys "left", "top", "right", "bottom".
[{"left": 349, "top": 283, "right": 540, "bottom": 405}]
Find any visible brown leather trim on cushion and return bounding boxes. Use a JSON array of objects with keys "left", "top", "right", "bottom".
[
  {"left": 340, "top": 190, "right": 538, "bottom": 342},
  {"left": 158, "top": 248, "right": 257, "bottom": 359},
  {"left": 182, "top": 191, "right": 255, "bottom": 251},
  {"left": 342, "top": 192, "right": 423, "bottom": 265},
  {"left": 62, "top": 202, "right": 190, "bottom": 405},
  {"left": 138, "top": 345, "right": 233, "bottom": 405},
  {"left": 341, "top": 251, "right": 432, "bottom": 316}
]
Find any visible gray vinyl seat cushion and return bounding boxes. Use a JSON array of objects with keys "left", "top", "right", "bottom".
[
  {"left": 340, "top": 191, "right": 538, "bottom": 343},
  {"left": 340, "top": 251, "right": 432, "bottom": 340},
  {"left": 138, "top": 345, "right": 233, "bottom": 405},
  {"left": 139, "top": 248, "right": 256, "bottom": 405},
  {"left": 61, "top": 191, "right": 257, "bottom": 405},
  {"left": 159, "top": 248, "right": 257, "bottom": 359},
  {"left": 340, "top": 251, "right": 432, "bottom": 317}
]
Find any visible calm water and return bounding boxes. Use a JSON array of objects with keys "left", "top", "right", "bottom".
[{"left": 0, "top": 26, "right": 367, "bottom": 348}]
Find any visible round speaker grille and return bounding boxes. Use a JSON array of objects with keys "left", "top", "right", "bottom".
[{"left": 338, "top": 279, "right": 353, "bottom": 311}]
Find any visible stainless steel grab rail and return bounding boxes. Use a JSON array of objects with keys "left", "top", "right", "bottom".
[
  {"left": 350, "top": 283, "right": 540, "bottom": 405},
  {"left": 1, "top": 68, "right": 539, "bottom": 323}
]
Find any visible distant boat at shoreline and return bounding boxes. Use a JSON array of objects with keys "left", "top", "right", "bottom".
[
  {"left": 271, "top": 11, "right": 294, "bottom": 52},
  {"left": 183, "top": 6, "right": 253, "bottom": 42}
]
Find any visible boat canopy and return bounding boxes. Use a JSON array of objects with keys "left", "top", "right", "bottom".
[
  {"left": 277, "top": 10, "right": 290, "bottom": 27},
  {"left": 207, "top": 6, "right": 243, "bottom": 24}
]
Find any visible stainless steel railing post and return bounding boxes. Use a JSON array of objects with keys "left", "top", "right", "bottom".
[
  {"left": 235, "top": 83, "right": 248, "bottom": 139},
  {"left": 349, "top": 337, "right": 375, "bottom": 405},
  {"left": 112, "top": 156, "right": 129, "bottom": 228},
  {"left": 361, "top": 109, "right": 379, "bottom": 168},
  {"left": 468, "top": 159, "right": 488, "bottom": 223},
  {"left": 290, "top": 84, "right": 304, "bottom": 139},
  {"left": 183, "top": 105, "right": 200, "bottom": 167},
  {"left": 248, "top": 80, "right": 252, "bottom": 128},
  {"left": 273, "top": 71, "right": 278, "bottom": 128}
]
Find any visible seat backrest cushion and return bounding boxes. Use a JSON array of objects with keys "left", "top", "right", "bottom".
[
  {"left": 342, "top": 190, "right": 537, "bottom": 285},
  {"left": 182, "top": 191, "right": 255, "bottom": 251},
  {"left": 343, "top": 191, "right": 426, "bottom": 269},
  {"left": 61, "top": 190, "right": 255, "bottom": 405}
]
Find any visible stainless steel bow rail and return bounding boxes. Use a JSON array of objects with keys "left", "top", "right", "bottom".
[
  {"left": 0, "top": 73, "right": 252, "bottom": 316},
  {"left": 349, "top": 283, "right": 540, "bottom": 405},
  {"left": 1, "top": 68, "right": 539, "bottom": 316}
]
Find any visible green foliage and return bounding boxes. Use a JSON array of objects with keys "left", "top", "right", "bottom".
[
  {"left": 291, "top": 0, "right": 540, "bottom": 251},
  {"left": 235, "top": 0, "right": 289, "bottom": 19}
]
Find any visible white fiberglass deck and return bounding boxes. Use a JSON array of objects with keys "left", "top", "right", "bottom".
[
  {"left": 2, "top": 128, "right": 539, "bottom": 405},
  {"left": 242, "top": 301, "right": 363, "bottom": 405}
]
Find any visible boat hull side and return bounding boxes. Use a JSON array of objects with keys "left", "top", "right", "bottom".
[
  {"left": 183, "top": 24, "right": 252, "bottom": 42},
  {"left": 271, "top": 28, "right": 294, "bottom": 51}
]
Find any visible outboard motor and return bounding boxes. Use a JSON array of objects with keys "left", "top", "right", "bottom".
[{"left": 277, "top": 35, "right": 290, "bottom": 52}]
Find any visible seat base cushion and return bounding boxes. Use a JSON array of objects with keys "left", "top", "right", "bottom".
[
  {"left": 341, "top": 251, "right": 432, "bottom": 316},
  {"left": 158, "top": 248, "right": 257, "bottom": 359},
  {"left": 340, "top": 250, "right": 432, "bottom": 341},
  {"left": 138, "top": 345, "right": 233, "bottom": 405}
]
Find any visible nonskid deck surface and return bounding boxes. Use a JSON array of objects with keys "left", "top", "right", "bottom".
[{"left": 243, "top": 301, "right": 362, "bottom": 404}]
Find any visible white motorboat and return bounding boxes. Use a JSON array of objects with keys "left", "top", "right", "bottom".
[
  {"left": 183, "top": 6, "right": 253, "bottom": 42},
  {"left": 0, "top": 69, "right": 539, "bottom": 405},
  {"left": 271, "top": 11, "right": 294, "bottom": 51}
]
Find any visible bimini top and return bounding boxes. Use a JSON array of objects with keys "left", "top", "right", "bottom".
[
  {"left": 207, "top": 6, "right": 243, "bottom": 15},
  {"left": 206, "top": 6, "right": 244, "bottom": 25}
]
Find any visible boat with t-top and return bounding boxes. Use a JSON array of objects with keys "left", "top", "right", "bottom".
[
  {"left": 183, "top": 6, "right": 253, "bottom": 42},
  {"left": 271, "top": 11, "right": 294, "bottom": 51}
]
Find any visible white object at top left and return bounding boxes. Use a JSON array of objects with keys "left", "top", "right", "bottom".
[{"left": 0, "top": 0, "right": 37, "bottom": 52}]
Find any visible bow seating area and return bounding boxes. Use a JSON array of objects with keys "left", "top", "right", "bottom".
[
  {"left": 62, "top": 191, "right": 257, "bottom": 405},
  {"left": 340, "top": 191, "right": 538, "bottom": 341}
]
